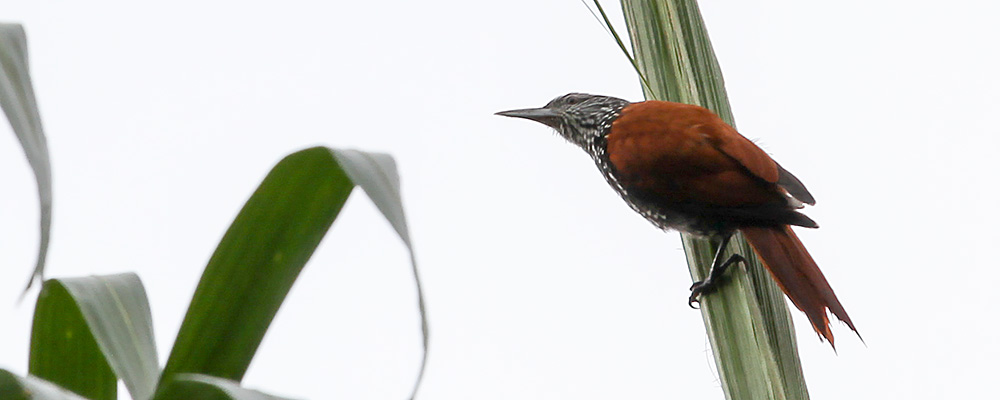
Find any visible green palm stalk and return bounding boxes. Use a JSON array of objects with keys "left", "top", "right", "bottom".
[{"left": 611, "top": 0, "right": 811, "bottom": 398}]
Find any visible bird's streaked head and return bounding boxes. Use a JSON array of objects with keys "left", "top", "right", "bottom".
[{"left": 496, "top": 93, "right": 630, "bottom": 147}]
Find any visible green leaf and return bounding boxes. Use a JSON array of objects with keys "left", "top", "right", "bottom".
[
  {"left": 30, "top": 282, "right": 117, "bottom": 400},
  {"left": 59, "top": 274, "right": 160, "bottom": 399},
  {"left": 30, "top": 274, "right": 160, "bottom": 400},
  {"left": 156, "top": 374, "right": 297, "bottom": 400},
  {"left": 618, "top": 0, "right": 809, "bottom": 398},
  {"left": 0, "top": 23, "right": 52, "bottom": 292},
  {"left": 160, "top": 146, "right": 426, "bottom": 399},
  {"left": 160, "top": 147, "right": 356, "bottom": 386},
  {"left": 0, "top": 370, "right": 90, "bottom": 400}
]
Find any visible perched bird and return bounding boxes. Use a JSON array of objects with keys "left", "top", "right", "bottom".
[{"left": 496, "top": 93, "right": 856, "bottom": 346}]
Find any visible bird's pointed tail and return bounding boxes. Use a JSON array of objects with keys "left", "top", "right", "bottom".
[{"left": 739, "top": 225, "right": 858, "bottom": 347}]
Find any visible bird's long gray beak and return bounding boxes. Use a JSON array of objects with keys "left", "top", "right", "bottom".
[{"left": 495, "top": 107, "right": 561, "bottom": 129}]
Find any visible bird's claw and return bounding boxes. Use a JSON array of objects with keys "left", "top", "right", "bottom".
[
  {"left": 688, "top": 280, "right": 714, "bottom": 309},
  {"left": 688, "top": 293, "right": 701, "bottom": 309}
]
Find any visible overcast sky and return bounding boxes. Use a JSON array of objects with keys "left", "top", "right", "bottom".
[{"left": 2, "top": 1, "right": 999, "bottom": 399}]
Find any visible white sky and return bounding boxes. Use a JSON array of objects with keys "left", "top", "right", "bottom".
[{"left": 2, "top": 1, "right": 999, "bottom": 399}]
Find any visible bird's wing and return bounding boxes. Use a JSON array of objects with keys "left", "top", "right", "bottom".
[
  {"left": 608, "top": 101, "right": 818, "bottom": 227},
  {"left": 700, "top": 122, "right": 779, "bottom": 182},
  {"left": 694, "top": 121, "right": 815, "bottom": 205},
  {"left": 609, "top": 102, "right": 783, "bottom": 207}
]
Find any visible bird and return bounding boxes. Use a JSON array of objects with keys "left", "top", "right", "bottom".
[{"left": 496, "top": 93, "right": 857, "bottom": 346}]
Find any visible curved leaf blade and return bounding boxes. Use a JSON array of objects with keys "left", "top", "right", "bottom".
[
  {"left": 160, "top": 147, "right": 356, "bottom": 385},
  {"left": 156, "top": 374, "right": 297, "bottom": 400},
  {"left": 62, "top": 274, "right": 160, "bottom": 400},
  {"left": 29, "top": 281, "right": 117, "bottom": 400},
  {"left": 31, "top": 274, "right": 159, "bottom": 400},
  {"left": 160, "top": 147, "right": 427, "bottom": 400},
  {"left": 329, "top": 149, "right": 427, "bottom": 398},
  {"left": 0, "top": 23, "right": 52, "bottom": 292},
  {"left": 0, "top": 370, "right": 89, "bottom": 400},
  {"left": 330, "top": 150, "right": 410, "bottom": 246}
]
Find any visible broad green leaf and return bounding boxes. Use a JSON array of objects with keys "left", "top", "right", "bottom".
[
  {"left": 31, "top": 274, "right": 160, "bottom": 400},
  {"left": 30, "top": 281, "right": 117, "bottom": 400},
  {"left": 156, "top": 374, "right": 297, "bottom": 400},
  {"left": 0, "top": 370, "right": 89, "bottom": 400},
  {"left": 160, "top": 147, "right": 355, "bottom": 386},
  {"left": 617, "top": 0, "right": 809, "bottom": 398},
  {"left": 0, "top": 23, "right": 52, "bottom": 292},
  {"left": 62, "top": 275, "right": 159, "bottom": 399},
  {"left": 159, "top": 146, "right": 426, "bottom": 399}
]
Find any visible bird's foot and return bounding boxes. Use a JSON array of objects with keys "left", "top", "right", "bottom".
[
  {"left": 688, "top": 279, "right": 719, "bottom": 309},
  {"left": 687, "top": 253, "right": 746, "bottom": 309}
]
